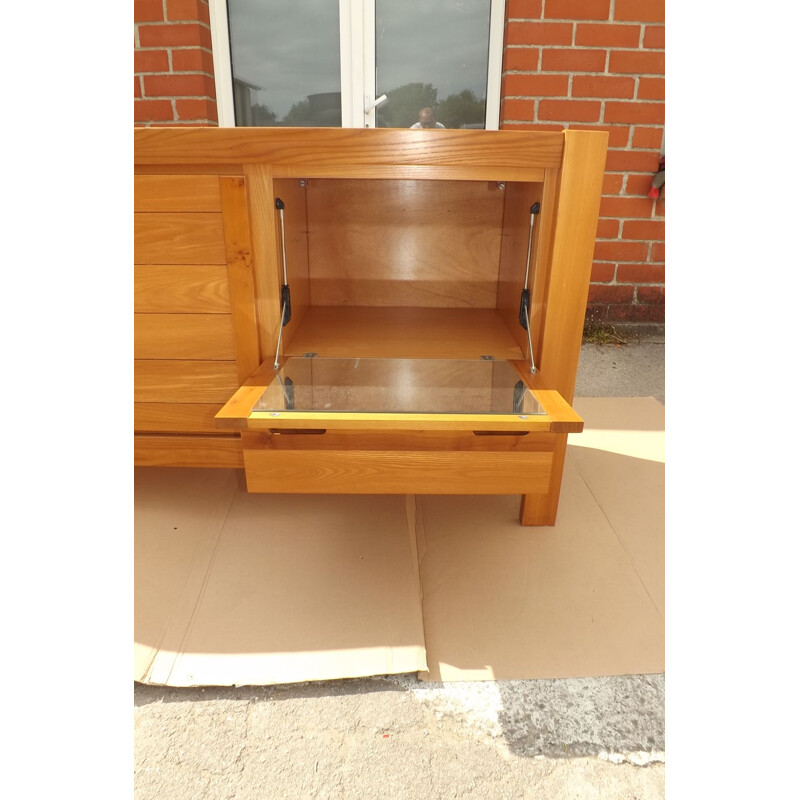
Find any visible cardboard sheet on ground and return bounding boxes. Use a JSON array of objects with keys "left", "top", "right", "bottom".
[
  {"left": 134, "top": 397, "right": 664, "bottom": 686},
  {"left": 134, "top": 472, "right": 427, "bottom": 686}
]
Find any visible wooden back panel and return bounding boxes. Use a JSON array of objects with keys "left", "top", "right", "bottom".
[{"left": 305, "top": 179, "right": 504, "bottom": 309}]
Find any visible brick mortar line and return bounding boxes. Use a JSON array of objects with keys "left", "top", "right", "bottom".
[
  {"left": 135, "top": 46, "right": 214, "bottom": 52},
  {"left": 136, "top": 20, "right": 212, "bottom": 28},
  {"left": 136, "top": 70, "right": 215, "bottom": 77},
  {"left": 137, "top": 95, "right": 218, "bottom": 101},
  {"left": 504, "top": 95, "right": 663, "bottom": 102},
  {"left": 506, "top": 17, "right": 661, "bottom": 25}
]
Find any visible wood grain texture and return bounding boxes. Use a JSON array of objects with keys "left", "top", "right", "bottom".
[
  {"left": 273, "top": 164, "right": 545, "bottom": 182},
  {"left": 306, "top": 179, "right": 504, "bottom": 308},
  {"left": 134, "top": 212, "right": 227, "bottom": 265},
  {"left": 243, "top": 449, "right": 552, "bottom": 494},
  {"left": 219, "top": 176, "right": 262, "bottom": 381},
  {"left": 134, "top": 313, "right": 236, "bottom": 360},
  {"left": 134, "top": 434, "right": 244, "bottom": 468},
  {"left": 135, "top": 127, "right": 565, "bottom": 169},
  {"left": 519, "top": 434, "right": 568, "bottom": 526},
  {"left": 135, "top": 403, "right": 229, "bottom": 433},
  {"left": 242, "top": 429, "right": 557, "bottom": 453},
  {"left": 284, "top": 307, "right": 525, "bottom": 360},
  {"left": 272, "top": 177, "right": 311, "bottom": 357},
  {"left": 134, "top": 265, "right": 231, "bottom": 313},
  {"left": 537, "top": 130, "right": 608, "bottom": 403},
  {"left": 242, "top": 165, "right": 283, "bottom": 362},
  {"left": 496, "top": 181, "right": 544, "bottom": 356},
  {"left": 247, "top": 411, "right": 560, "bottom": 433},
  {"left": 134, "top": 360, "right": 240, "bottom": 403},
  {"left": 134, "top": 175, "right": 222, "bottom": 212}
]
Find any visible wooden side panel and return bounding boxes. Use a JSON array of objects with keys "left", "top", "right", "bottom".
[
  {"left": 242, "top": 165, "right": 283, "bottom": 363},
  {"left": 135, "top": 403, "right": 227, "bottom": 433},
  {"left": 306, "top": 179, "right": 505, "bottom": 308},
  {"left": 135, "top": 434, "right": 244, "bottom": 468},
  {"left": 134, "top": 314, "right": 237, "bottom": 360},
  {"left": 134, "top": 265, "right": 231, "bottom": 313},
  {"left": 134, "top": 213, "right": 227, "bottom": 265},
  {"left": 134, "top": 175, "right": 222, "bottom": 212},
  {"left": 134, "top": 361, "right": 240, "bottom": 403},
  {"left": 537, "top": 130, "right": 608, "bottom": 403},
  {"left": 272, "top": 177, "right": 311, "bottom": 356},
  {"left": 243, "top": 449, "right": 553, "bottom": 494},
  {"left": 496, "top": 181, "right": 544, "bottom": 356}
]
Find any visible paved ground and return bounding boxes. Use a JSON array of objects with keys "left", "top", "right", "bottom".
[{"left": 134, "top": 339, "right": 665, "bottom": 799}]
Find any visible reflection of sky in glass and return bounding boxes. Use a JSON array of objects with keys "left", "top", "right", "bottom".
[
  {"left": 226, "top": 0, "right": 490, "bottom": 123},
  {"left": 227, "top": 0, "right": 341, "bottom": 118},
  {"left": 376, "top": 0, "right": 491, "bottom": 100}
]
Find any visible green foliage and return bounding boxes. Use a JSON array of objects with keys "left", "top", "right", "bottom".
[
  {"left": 437, "top": 89, "right": 485, "bottom": 129},
  {"left": 379, "top": 82, "right": 438, "bottom": 128},
  {"left": 251, "top": 103, "right": 277, "bottom": 125}
]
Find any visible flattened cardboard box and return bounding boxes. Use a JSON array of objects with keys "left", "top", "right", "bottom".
[{"left": 134, "top": 397, "right": 664, "bottom": 686}]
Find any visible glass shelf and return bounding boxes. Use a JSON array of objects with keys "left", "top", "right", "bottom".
[{"left": 252, "top": 357, "right": 544, "bottom": 416}]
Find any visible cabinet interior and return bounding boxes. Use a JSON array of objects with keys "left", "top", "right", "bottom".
[{"left": 272, "top": 177, "right": 545, "bottom": 365}]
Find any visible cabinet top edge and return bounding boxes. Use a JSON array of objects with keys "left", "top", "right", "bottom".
[{"left": 133, "top": 127, "right": 576, "bottom": 169}]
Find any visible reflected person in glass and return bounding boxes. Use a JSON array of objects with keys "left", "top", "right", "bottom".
[{"left": 410, "top": 107, "right": 445, "bottom": 129}]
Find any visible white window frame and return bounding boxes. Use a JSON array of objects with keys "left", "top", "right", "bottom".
[{"left": 209, "top": 0, "right": 505, "bottom": 129}]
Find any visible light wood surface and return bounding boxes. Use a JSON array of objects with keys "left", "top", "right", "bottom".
[
  {"left": 243, "top": 449, "right": 552, "bottom": 494},
  {"left": 519, "top": 434, "right": 569, "bottom": 526},
  {"left": 220, "top": 176, "right": 261, "bottom": 381},
  {"left": 272, "top": 164, "right": 545, "bottom": 182},
  {"left": 135, "top": 128, "right": 565, "bottom": 170},
  {"left": 536, "top": 130, "right": 608, "bottom": 403},
  {"left": 242, "top": 429, "right": 557, "bottom": 453},
  {"left": 306, "top": 179, "right": 504, "bottom": 308},
  {"left": 242, "top": 165, "right": 284, "bottom": 362},
  {"left": 134, "top": 265, "right": 231, "bottom": 313},
  {"left": 284, "top": 307, "right": 525, "bottom": 360},
  {"left": 134, "top": 175, "right": 221, "bottom": 212},
  {"left": 134, "top": 212, "right": 227, "bottom": 265},
  {"left": 134, "top": 314, "right": 236, "bottom": 360},
  {"left": 495, "top": 181, "right": 543, "bottom": 356},
  {"left": 246, "top": 411, "right": 568, "bottom": 433},
  {"left": 134, "top": 434, "right": 244, "bottom": 468},
  {"left": 135, "top": 403, "right": 228, "bottom": 434},
  {"left": 135, "top": 360, "right": 240, "bottom": 403}
]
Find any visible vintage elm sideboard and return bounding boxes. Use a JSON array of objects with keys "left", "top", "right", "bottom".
[{"left": 134, "top": 127, "right": 607, "bottom": 526}]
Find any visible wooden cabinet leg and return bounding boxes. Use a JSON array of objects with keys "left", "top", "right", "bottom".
[{"left": 519, "top": 435, "right": 568, "bottom": 526}]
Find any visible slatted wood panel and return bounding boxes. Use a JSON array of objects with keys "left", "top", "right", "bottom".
[
  {"left": 135, "top": 403, "right": 226, "bottom": 433},
  {"left": 134, "top": 212, "right": 227, "bottom": 265},
  {"left": 134, "top": 314, "right": 237, "bottom": 360},
  {"left": 134, "top": 175, "right": 222, "bottom": 212},
  {"left": 134, "top": 174, "right": 261, "bottom": 444},
  {"left": 134, "top": 265, "right": 231, "bottom": 313},
  {"left": 135, "top": 360, "right": 241, "bottom": 403},
  {"left": 135, "top": 434, "right": 244, "bottom": 468}
]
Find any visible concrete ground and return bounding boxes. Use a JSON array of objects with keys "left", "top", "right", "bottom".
[{"left": 134, "top": 338, "right": 666, "bottom": 800}]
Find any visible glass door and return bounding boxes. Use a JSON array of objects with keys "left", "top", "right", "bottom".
[
  {"left": 373, "top": 0, "right": 494, "bottom": 130},
  {"left": 212, "top": 0, "right": 504, "bottom": 128}
]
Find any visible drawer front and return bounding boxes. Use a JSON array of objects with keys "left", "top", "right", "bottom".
[{"left": 243, "top": 448, "right": 553, "bottom": 494}]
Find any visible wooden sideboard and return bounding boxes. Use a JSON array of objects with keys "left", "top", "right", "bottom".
[{"left": 134, "top": 127, "right": 607, "bottom": 525}]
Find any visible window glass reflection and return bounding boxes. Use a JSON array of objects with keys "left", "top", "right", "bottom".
[
  {"left": 227, "top": 0, "right": 341, "bottom": 127},
  {"left": 375, "top": 0, "right": 491, "bottom": 129}
]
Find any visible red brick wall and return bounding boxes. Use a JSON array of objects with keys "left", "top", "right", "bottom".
[
  {"left": 134, "top": 0, "right": 218, "bottom": 126},
  {"left": 502, "top": 0, "right": 665, "bottom": 328},
  {"left": 133, "top": 0, "right": 664, "bottom": 330}
]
